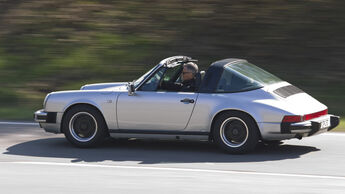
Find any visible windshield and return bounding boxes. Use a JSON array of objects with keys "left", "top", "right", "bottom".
[
  {"left": 228, "top": 61, "right": 282, "bottom": 85},
  {"left": 133, "top": 66, "right": 157, "bottom": 88}
]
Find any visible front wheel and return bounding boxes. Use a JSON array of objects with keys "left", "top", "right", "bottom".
[
  {"left": 62, "top": 105, "right": 108, "bottom": 148},
  {"left": 212, "top": 112, "right": 260, "bottom": 154}
]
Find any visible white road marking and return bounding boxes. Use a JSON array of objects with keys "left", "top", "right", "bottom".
[
  {"left": 321, "top": 133, "right": 345, "bottom": 137},
  {"left": 0, "top": 121, "right": 38, "bottom": 126},
  {"left": 2, "top": 161, "right": 345, "bottom": 181}
]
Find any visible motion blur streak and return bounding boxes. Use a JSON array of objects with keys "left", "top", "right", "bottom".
[{"left": 0, "top": 0, "right": 344, "bottom": 121}]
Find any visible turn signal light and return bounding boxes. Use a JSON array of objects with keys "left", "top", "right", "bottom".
[{"left": 282, "top": 115, "right": 303, "bottom": 123}]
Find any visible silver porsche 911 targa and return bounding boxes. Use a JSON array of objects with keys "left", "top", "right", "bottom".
[{"left": 34, "top": 56, "right": 340, "bottom": 153}]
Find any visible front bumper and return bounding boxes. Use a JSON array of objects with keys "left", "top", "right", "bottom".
[
  {"left": 281, "top": 114, "right": 340, "bottom": 136},
  {"left": 34, "top": 109, "right": 57, "bottom": 123},
  {"left": 34, "top": 109, "right": 61, "bottom": 134}
]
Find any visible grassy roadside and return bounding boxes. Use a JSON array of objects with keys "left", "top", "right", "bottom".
[
  {"left": 0, "top": 107, "right": 38, "bottom": 121},
  {"left": 333, "top": 117, "right": 345, "bottom": 132}
]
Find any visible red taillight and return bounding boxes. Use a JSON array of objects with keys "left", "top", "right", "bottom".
[
  {"left": 282, "top": 109, "right": 328, "bottom": 123},
  {"left": 303, "top": 109, "right": 328, "bottom": 121},
  {"left": 282, "top": 115, "right": 303, "bottom": 123}
]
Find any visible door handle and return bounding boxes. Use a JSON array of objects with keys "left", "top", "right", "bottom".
[{"left": 180, "top": 98, "right": 195, "bottom": 103}]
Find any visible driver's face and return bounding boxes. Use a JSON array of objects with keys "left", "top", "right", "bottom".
[{"left": 182, "top": 67, "right": 194, "bottom": 81}]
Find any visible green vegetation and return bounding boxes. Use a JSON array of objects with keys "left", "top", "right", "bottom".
[
  {"left": 333, "top": 118, "right": 345, "bottom": 132},
  {"left": 0, "top": 0, "right": 344, "bottom": 121}
]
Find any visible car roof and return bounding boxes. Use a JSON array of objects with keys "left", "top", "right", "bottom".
[
  {"left": 198, "top": 58, "right": 248, "bottom": 93},
  {"left": 209, "top": 58, "right": 247, "bottom": 68}
]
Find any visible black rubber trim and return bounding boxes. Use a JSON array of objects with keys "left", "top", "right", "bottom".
[
  {"left": 280, "top": 115, "right": 340, "bottom": 135},
  {"left": 281, "top": 122, "right": 291, "bottom": 134},
  {"left": 281, "top": 121, "right": 318, "bottom": 135},
  {"left": 309, "top": 121, "right": 321, "bottom": 136},
  {"left": 46, "top": 112, "right": 57, "bottom": 123},
  {"left": 328, "top": 116, "right": 340, "bottom": 131},
  {"left": 109, "top": 129, "right": 209, "bottom": 135},
  {"left": 36, "top": 115, "right": 47, "bottom": 120}
]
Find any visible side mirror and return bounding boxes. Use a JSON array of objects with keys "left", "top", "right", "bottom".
[{"left": 128, "top": 82, "right": 135, "bottom": 96}]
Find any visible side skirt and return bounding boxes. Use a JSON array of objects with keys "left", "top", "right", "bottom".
[{"left": 109, "top": 129, "right": 209, "bottom": 141}]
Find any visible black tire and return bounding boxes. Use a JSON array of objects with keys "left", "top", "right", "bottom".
[
  {"left": 212, "top": 111, "right": 260, "bottom": 154},
  {"left": 62, "top": 105, "right": 108, "bottom": 148}
]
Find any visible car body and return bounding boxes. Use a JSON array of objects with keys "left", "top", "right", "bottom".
[{"left": 34, "top": 56, "right": 340, "bottom": 153}]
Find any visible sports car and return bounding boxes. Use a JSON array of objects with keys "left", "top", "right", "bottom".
[{"left": 34, "top": 56, "right": 340, "bottom": 153}]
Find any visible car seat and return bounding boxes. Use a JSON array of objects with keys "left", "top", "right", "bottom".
[{"left": 195, "top": 71, "right": 205, "bottom": 91}]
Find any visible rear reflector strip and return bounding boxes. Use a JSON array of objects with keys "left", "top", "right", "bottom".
[
  {"left": 282, "top": 109, "right": 328, "bottom": 123},
  {"left": 303, "top": 109, "right": 328, "bottom": 121}
]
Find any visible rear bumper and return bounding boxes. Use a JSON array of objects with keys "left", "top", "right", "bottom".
[
  {"left": 281, "top": 114, "right": 340, "bottom": 136},
  {"left": 34, "top": 109, "right": 62, "bottom": 134}
]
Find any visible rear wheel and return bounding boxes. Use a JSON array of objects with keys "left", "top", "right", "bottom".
[
  {"left": 62, "top": 105, "right": 108, "bottom": 147},
  {"left": 212, "top": 111, "right": 259, "bottom": 154}
]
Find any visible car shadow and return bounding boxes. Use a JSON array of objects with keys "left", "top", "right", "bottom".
[{"left": 4, "top": 137, "right": 320, "bottom": 164}]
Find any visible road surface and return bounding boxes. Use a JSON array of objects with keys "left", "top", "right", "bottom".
[{"left": 0, "top": 122, "right": 344, "bottom": 193}]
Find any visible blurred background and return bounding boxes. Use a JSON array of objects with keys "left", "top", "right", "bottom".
[{"left": 0, "top": 0, "right": 344, "bottom": 129}]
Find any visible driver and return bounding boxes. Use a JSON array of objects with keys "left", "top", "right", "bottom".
[{"left": 162, "top": 62, "right": 199, "bottom": 92}]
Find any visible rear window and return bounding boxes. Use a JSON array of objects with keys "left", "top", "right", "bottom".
[
  {"left": 215, "top": 61, "right": 282, "bottom": 93},
  {"left": 230, "top": 61, "right": 282, "bottom": 85}
]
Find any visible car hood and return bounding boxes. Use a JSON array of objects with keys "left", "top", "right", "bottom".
[{"left": 80, "top": 82, "right": 127, "bottom": 90}]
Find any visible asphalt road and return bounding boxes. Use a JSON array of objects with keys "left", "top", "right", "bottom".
[{"left": 0, "top": 122, "right": 345, "bottom": 194}]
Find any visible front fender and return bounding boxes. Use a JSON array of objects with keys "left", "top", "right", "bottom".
[{"left": 44, "top": 90, "right": 119, "bottom": 130}]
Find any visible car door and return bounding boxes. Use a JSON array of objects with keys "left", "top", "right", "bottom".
[{"left": 117, "top": 66, "right": 198, "bottom": 131}]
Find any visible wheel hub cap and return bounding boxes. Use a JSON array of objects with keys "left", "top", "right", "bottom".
[
  {"left": 220, "top": 117, "right": 249, "bottom": 148},
  {"left": 69, "top": 112, "right": 98, "bottom": 142}
]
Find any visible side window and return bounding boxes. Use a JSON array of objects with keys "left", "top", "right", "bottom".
[
  {"left": 162, "top": 65, "right": 182, "bottom": 83},
  {"left": 215, "top": 67, "right": 262, "bottom": 93},
  {"left": 158, "top": 65, "right": 183, "bottom": 91},
  {"left": 139, "top": 67, "right": 166, "bottom": 91}
]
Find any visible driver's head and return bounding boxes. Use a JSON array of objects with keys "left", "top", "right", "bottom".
[{"left": 182, "top": 62, "right": 198, "bottom": 81}]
